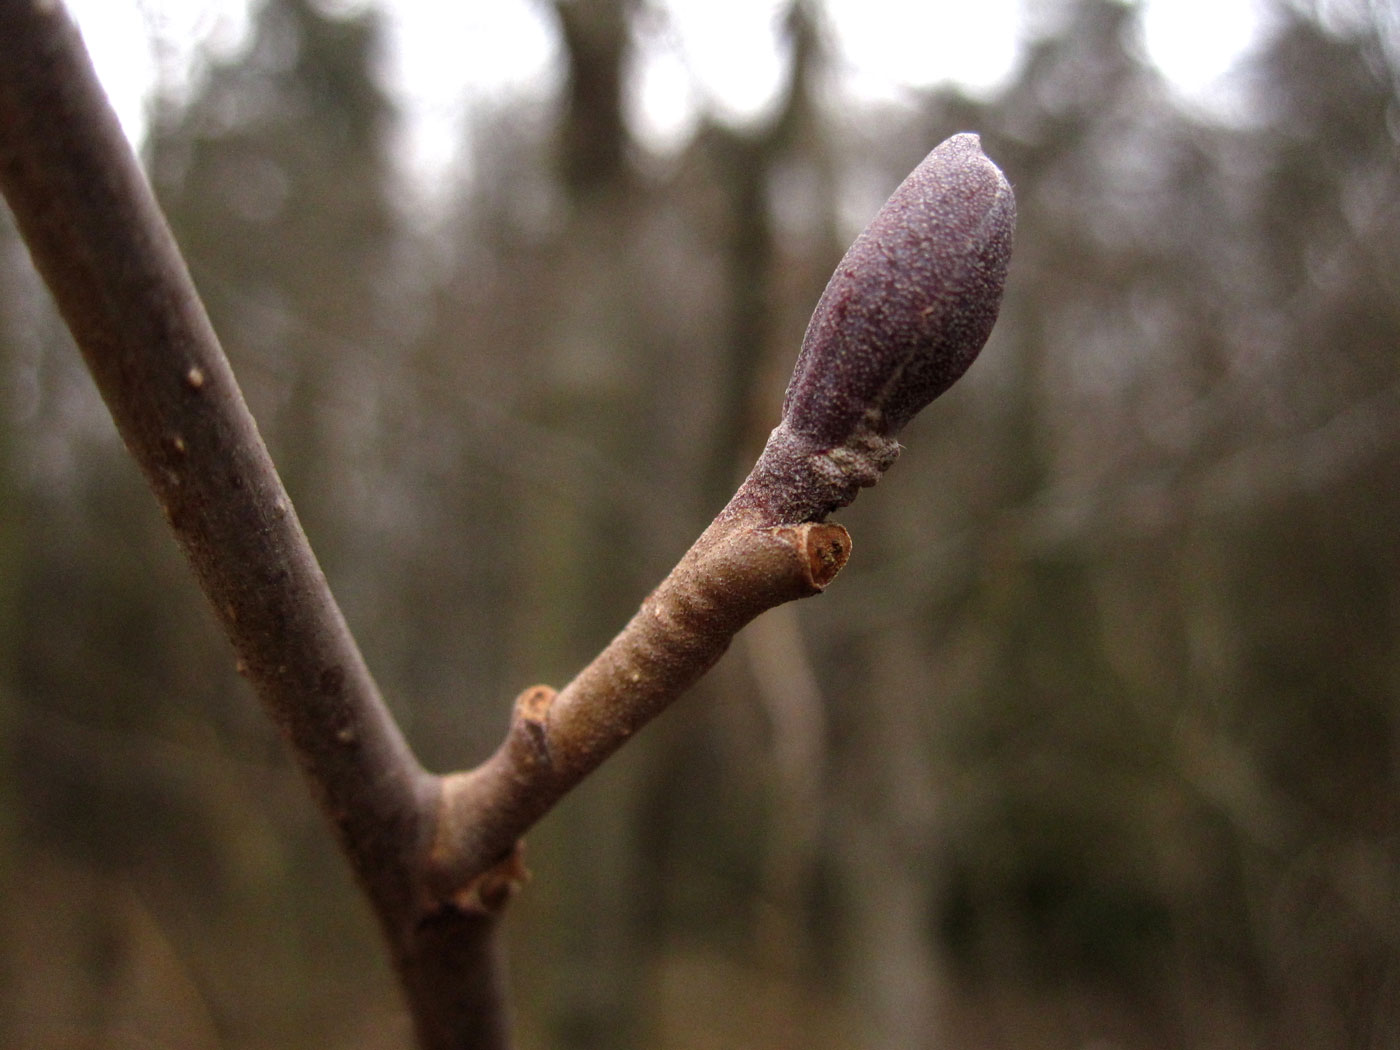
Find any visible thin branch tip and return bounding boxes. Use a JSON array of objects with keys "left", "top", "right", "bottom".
[{"left": 791, "top": 521, "right": 851, "bottom": 589}]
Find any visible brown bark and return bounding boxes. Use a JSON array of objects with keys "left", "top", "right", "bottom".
[
  {"left": 0, "top": 5, "right": 883, "bottom": 1045},
  {"left": 0, "top": 0, "right": 432, "bottom": 907},
  {"left": 428, "top": 514, "right": 850, "bottom": 891},
  {"left": 0, "top": 1, "right": 486, "bottom": 1045}
]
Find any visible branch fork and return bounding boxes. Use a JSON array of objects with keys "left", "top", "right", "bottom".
[{"left": 0, "top": 3, "right": 1014, "bottom": 1044}]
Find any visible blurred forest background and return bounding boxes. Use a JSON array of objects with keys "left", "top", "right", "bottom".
[{"left": 2, "top": 0, "right": 1398, "bottom": 1047}]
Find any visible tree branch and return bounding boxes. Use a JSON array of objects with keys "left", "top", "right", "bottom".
[
  {"left": 429, "top": 131, "right": 1016, "bottom": 894},
  {"left": 0, "top": 0, "right": 434, "bottom": 884},
  {"left": 0, "top": 1, "right": 489, "bottom": 1043},
  {"left": 0, "top": 2, "right": 1015, "bottom": 1045},
  {"left": 429, "top": 513, "right": 851, "bottom": 889}
]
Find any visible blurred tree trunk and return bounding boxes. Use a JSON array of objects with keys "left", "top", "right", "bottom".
[
  {"left": 0, "top": 215, "right": 20, "bottom": 1037},
  {"left": 553, "top": 0, "right": 635, "bottom": 202}
]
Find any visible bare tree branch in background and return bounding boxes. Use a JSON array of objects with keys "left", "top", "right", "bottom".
[{"left": 0, "top": 1, "right": 1013, "bottom": 1046}]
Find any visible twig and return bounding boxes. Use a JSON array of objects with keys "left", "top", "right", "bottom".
[
  {"left": 429, "top": 131, "right": 1017, "bottom": 892},
  {"left": 0, "top": 0, "right": 434, "bottom": 893},
  {"left": 0, "top": 1, "right": 486, "bottom": 1045},
  {"left": 0, "top": 2, "right": 1015, "bottom": 1043}
]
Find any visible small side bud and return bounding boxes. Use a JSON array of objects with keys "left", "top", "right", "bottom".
[{"left": 739, "top": 132, "right": 1016, "bottom": 525}]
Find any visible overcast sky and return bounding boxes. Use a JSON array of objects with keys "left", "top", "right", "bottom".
[{"left": 65, "top": 0, "right": 1268, "bottom": 179}]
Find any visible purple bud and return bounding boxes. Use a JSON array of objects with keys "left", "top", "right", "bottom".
[
  {"left": 784, "top": 132, "right": 1015, "bottom": 446},
  {"left": 737, "top": 133, "right": 1015, "bottom": 525}
]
